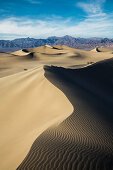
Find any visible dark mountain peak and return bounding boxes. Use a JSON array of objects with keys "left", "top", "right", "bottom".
[
  {"left": 0, "top": 36, "right": 113, "bottom": 52},
  {"left": 61, "top": 35, "right": 75, "bottom": 40},
  {"left": 13, "top": 37, "right": 36, "bottom": 42},
  {"left": 47, "top": 36, "right": 60, "bottom": 40}
]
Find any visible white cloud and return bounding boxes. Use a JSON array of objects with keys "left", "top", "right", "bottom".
[
  {"left": 77, "top": 2, "right": 101, "bottom": 14},
  {"left": 77, "top": 0, "right": 105, "bottom": 14},
  {"left": 0, "top": 18, "right": 62, "bottom": 39},
  {"left": 25, "top": 0, "right": 41, "bottom": 4},
  {"left": 0, "top": 0, "right": 113, "bottom": 40}
]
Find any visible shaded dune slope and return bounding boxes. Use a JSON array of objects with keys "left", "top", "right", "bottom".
[
  {"left": 91, "top": 47, "right": 113, "bottom": 53},
  {"left": 17, "top": 58, "right": 113, "bottom": 170},
  {"left": 1, "top": 45, "right": 113, "bottom": 170},
  {"left": 96, "top": 47, "right": 113, "bottom": 53},
  {"left": 24, "top": 52, "right": 39, "bottom": 59}
]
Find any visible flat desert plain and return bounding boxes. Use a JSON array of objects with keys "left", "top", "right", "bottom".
[{"left": 0, "top": 45, "right": 113, "bottom": 170}]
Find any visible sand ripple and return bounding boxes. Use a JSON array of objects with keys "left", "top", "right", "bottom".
[{"left": 17, "top": 58, "right": 113, "bottom": 170}]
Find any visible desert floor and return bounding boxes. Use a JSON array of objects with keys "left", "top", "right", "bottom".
[{"left": 0, "top": 45, "right": 113, "bottom": 170}]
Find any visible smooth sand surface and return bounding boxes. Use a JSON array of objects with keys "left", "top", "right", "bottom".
[
  {"left": 11, "top": 50, "right": 30, "bottom": 56},
  {"left": 0, "top": 45, "right": 113, "bottom": 170},
  {"left": 1, "top": 45, "right": 113, "bottom": 77},
  {"left": 0, "top": 66, "right": 73, "bottom": 170},
  {"left": 91, "top": 48, "right": 97, "bottom": 52}
]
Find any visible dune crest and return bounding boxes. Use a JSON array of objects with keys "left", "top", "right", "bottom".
[
  {"left": 0, "top": 45, "right": 113, "bottom": 170},
  {"left": 11, "top": 50, "right": 30, "bottom": 56},
  {"left": 96, "top": 47, "right": 113, "bottom": 53},
  {"left": 17, "top": 59, "right": 113, "bottom": 170},
  {"left": 0, "top": 66, "right": 73, "bottom": 170}
]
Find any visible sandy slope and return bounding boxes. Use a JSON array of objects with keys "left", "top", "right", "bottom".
[
  {"left": 0, "top": 67, "right": 73, "bottom": 170},
  {"left": 96, "top": 47, "right": 113, "bottom": 52},
  {"left": 91, "top": 48, "right": 97, "bottom": 52},
  {"left": 1, "top": 45, "right": 113, "bottom": 77},
  {"left": 91, "top": 47, "right": 113, "bottom": 53},
  {"left": 17, "top": 59, "right": 113, "bottom": 170},
  {"left": 0, "top": 45, "right": 113, "bottom": 170},
  {"left": 0, "top": 52, "right": 40, "bottom": 77},
  {"left": 11, "top": 50, "right": 30, "bottom": 56}
]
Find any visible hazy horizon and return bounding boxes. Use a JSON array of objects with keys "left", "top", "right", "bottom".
[{"left": 0, "top": 35, "right": 113, "bottom": 41}]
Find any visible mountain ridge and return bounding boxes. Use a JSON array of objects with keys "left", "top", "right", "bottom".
[{"left": 0, "top": 35, "right": 113, "bottom": 52}]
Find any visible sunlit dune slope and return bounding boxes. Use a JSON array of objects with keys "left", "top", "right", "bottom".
[
  {"left": 0, "top": 45, "right": 113, "bottom": 170},
  {"left": 11, "top": 50, "right": 30, "bottom": 56},
  {"left": 0, "top": 66, "right": 73, "bottom": 170},
  {"left": 1, "top": 45, "right": 113, "bottom": 78},
  {"left": 18, "top": 58, "right": 113, "bottom": 170}
]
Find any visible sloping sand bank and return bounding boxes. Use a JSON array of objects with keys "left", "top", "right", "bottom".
[
  {"left": 0, "top": 67, "right": 73, "bottom": 170},
  {"left": 17, "top": 58, "right": 113, "bottom": 170},
  {"left": 96, "top": 47, "right": 113, "bottom": 52},
  {"left": 0, "top": 45, "right": 113, "bottom": 170},
  {"left": 11, "top": 50, "right": 30, "bottom": 56},
  {"left": 1, "top": 45, "right": 113, "bottom": 78}
]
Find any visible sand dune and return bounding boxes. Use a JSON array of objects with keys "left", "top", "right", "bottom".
[
  {"left": 96, "top": 47, "right": 113, "bottom": 53},
  {"left": 52, "top": 44, "right": 76, "bottom": 50},
  {"left": 11, "top": 50, "right": 30, "bottom": 56},
  {"left": 91, "top": 48, "right": 97, "bottom": 52},
  {"left": 91, "top": 47, "right": 113, "bottom": 53},
  {"left": 17, "top": 59, "right": 113, "bottom": 170},
  {"left": 0, "top": 66, "right": 73, "bottom": 170},
  {"left": 0, "top": 45, "right": 113, "bottom": 170},
  {"left": 1, "top": 46, "right": 113, "bottom": 77}
]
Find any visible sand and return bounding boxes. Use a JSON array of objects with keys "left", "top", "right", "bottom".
[
  {"left": 96, "top": 47, "right": 113, "bottom": 52},
  {"left": 11, "top": 50, "right": 30, "bottom": 56},
  {"left": 0, "top": 45, "right": 113, "bottom": 170},
  {"left": 0, "top": 66, "right": 73, "bottom": 170}
]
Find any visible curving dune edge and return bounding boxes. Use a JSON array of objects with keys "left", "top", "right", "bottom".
[
  {"left": 0, "top": 66, "right": 73, "bottom": 170},
  {"left": 0, "top": 45, "right": 113, "bottom": 170}
]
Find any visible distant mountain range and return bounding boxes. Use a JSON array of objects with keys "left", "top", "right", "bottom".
[{"left": 0, "top": 35, "right": 113, "bottom": 52}]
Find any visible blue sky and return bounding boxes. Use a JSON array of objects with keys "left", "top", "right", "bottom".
[{"left": 0, "top": 0, "right": 113, "bottom": 39}]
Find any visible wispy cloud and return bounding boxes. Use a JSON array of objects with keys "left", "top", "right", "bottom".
[
  {"left": 0, "top": 15, "right": 113, "bottom": 40},
  {"left": 77, "top": 0, "right": 105, "bottom": 14},
  {"left": 74, "top": 0, "right": 113, "bottom": 37},
  {"left": 77, "top": 3, "right": 100, "bottom": 14},
  {"left": 25, "top": 0, "right": 41, "bottom": 4},
  {"left": 0, "top": 0, "right": 113, "bottom": 40}
]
